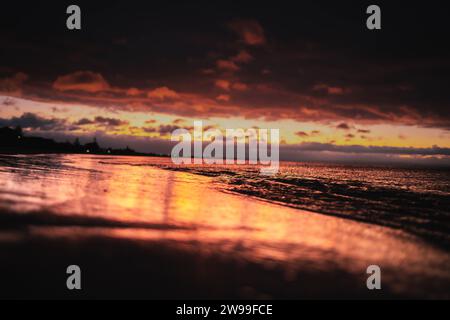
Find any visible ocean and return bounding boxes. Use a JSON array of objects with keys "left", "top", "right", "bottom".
[
  {"left": 91, "top": 155, "right": 450, "bottom": 248},
  {"left": 0, "top": 154, "right": 449, "bottom": 298}
]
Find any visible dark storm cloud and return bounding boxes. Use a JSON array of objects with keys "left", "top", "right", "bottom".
[
  {"left": 296, "top": 131, "right": 309, "bottom": 137},
  {"left": 74, "top": 118, "right": 95, "bottom": 126},
  {"left": 157, "top": 125, "right": 186, "bottom": 135},
  {"left": 284, "top": 142, "right": 450, "bottom": 156},
  {"left": 93, "top": 116, "right": 129, "bottom": 126},
  {"left": 75, "top": 116, "right": 129, "bottom": 126},
  {"left": 1, "top": 1, "right": 449, "bottom": 128},
  {"left": 143, "top": 124, "right": 195, "bottom": 136},
  {"left": 0, "top": 113, "right": 66, "bottom": 131},
  {"left": 336, "top": 123, "right": 352, "bottom": 130},
  {"left": 0, "top": 113, "right": 129, "bottom": 133}
]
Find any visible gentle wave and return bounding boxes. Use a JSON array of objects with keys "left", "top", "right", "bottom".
[{"left": 144, "top": 161, "right": 450, "bottom": 248}]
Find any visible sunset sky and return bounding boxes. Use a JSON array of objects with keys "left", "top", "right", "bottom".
[{"left": 1, "top": 1, "right": 449, "bottom": 164}]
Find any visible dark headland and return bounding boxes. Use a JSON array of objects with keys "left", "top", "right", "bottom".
[{"left": 0, "top": 126, "right": 166, "bottom": 157}]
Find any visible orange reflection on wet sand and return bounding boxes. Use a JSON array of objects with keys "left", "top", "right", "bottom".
[{"left": 0, "top": 154, "right": 450, "bottom": 298}]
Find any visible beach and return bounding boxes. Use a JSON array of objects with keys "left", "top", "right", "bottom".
[{"left": 0, "top": 154, "right": 449, "bottom": 299}]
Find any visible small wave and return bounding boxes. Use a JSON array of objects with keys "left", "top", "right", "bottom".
[{"left": 155, "top": 164, "right": 450, "bottom": 249}]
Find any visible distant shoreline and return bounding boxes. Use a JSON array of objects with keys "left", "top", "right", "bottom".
[
  {"left": 0, "top": 150, "right": 170, "bottom": 157},
  {"left": 0, "top": 126, "right": 169, "bottom": 158},
  {"left": 2, "top": 126, "right": 450, "bottom": 168}
]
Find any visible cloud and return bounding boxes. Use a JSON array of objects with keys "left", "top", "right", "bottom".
[
  {"left": 95, "top": 117, "right": 129, "bottom": 126},
  {"left": 215, "top": 79, "right": 231, "bottom": 91},
  {"left": 27, "top": 129, "right": 450, "bottom": 166},
  {"left": 74, "top": 118, "right": 95, "bottom": 126},
  {"left": 74, "top": 116, "right": 129, "bottom": 127},
  {"left": 126, "top": 88, "right": 142, "bottom": 96},
  {"left": 295, "top": 131, "right": 309, "bottom": 137},
  {"left": 157, "top": 125, "right": 183, "bottom": 135},
  {"left": 2, "top": 97, "right": 16, "bottom": 106},
  {"left": 216, "top": 59, "right": 240, "bottom": 72},
  {"left": 143, "top": 124, "right": 194, "bottom": 136},
  {"left": 232, "top": 82, "right": 248, "bottom": 91},
  {"left": 3, "top": 58, "right": 449, "bottom": 130},
  {"left": 313, "top": 84, "right": 346, "bottom": 95},
  {"left": 3, "top": 3, "right": 450, "bottom": 131},
  {"left": 172, "top": 119, "right": 185, "bottom": 124},
  {"left": 147, "top": 86, "right": 179, "bottom": 100},
  {"left": 0, "top": 73, "right": 28, "bottom": 95},
  {"left": 296, "top": 130, "right": 321, "bottom": 138},
  {"left": 216, "top": 94, "right": 231, "bottom": 102},
  {"left": 285, "top": 142, "right": 450, "bottom": 157},
  {"left": 0, "top": 112, "right": 65, "bottom": 131},
  {"left": 229, "top": 19, "right": 266, "bottom": 46},
  {"left": 336, "top": 123, "right": 351, "bottom": 130},
  {"left": 231, "top": 50, "right": 253, "bottom": 63},
  {"left": 53, "top": 71, "right": 110, "bottom": 93}
]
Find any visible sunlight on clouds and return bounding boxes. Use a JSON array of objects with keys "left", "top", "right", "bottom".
[{"left": 1, "top": 95, "right": 450, "bottom": 153}]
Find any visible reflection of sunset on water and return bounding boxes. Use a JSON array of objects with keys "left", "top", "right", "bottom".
[
  {"left": 1, "top": 1, "right": 450, "bottom": 300},
  {"left": 1, "top": 154, "right": 449, "bottom": 298}
]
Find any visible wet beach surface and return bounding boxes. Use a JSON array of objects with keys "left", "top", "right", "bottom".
[{"left": 0, "top": 154, "right": 449, "bottom": 299}]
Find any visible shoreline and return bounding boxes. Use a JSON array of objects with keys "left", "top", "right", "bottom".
[{"left": 0, "top": 154, "right": 449, "bottom": 299}]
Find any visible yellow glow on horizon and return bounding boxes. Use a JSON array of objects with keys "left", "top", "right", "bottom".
[{"left": 1, "top": 95, "right": 449, "bottom": 149}]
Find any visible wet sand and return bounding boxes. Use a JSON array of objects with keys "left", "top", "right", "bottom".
[{"left": 0, "top": 155, "right": 449, "bottom": 299}]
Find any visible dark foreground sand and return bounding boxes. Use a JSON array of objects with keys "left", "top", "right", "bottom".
[
  {"left": 0, "top": 229, "right": 384, "bottom": 299},
  {"left": 0, "top": 208, "right": 449, "bottom": 299},
  {"left": 0, "top": 226, "right": 443, "bottom": 300}
]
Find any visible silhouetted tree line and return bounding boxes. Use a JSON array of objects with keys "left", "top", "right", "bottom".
[{"left": 0, "top": 126, "right": 162, "bottom": 156}]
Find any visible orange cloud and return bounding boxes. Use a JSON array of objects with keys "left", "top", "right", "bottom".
[
  {"left": 216, "top": 94, "right": 231, "bottom": 102},
  {"left": 215, "top": 79, "right": 231, "bottom": 91},
  {"left": 313, "top": 84, "right": 347, "bottom": 95},
  {"left": 147, "top": 86, "right": 179, "bottom": 100},
  {"left": 232, "top": 82, "right": 248, "bottom": 91},
  {"left": 53, "top": 71, "right": 110, "bottom": 93},
  {"left": 7, "top": 69, "right": 449, "bottom": 131},
  {"left": 216, "top": 59, "right": 240, "bottom": 72},
  {"left": 214, "top": 80, "right": 248, "bottom": 92},
  {"left": 126, "top": 88, "right": 142, "bottom": 96},
  {"left": 229, "top": 19, "right": 266, "bottom": 46},
  {"left": 231, "top": 50, "right": 253, "bottom": 63}
]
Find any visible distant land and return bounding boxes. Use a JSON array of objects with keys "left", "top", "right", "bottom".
[{"left": 0, "top": 126, "right": 168, "bottom": 157}]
